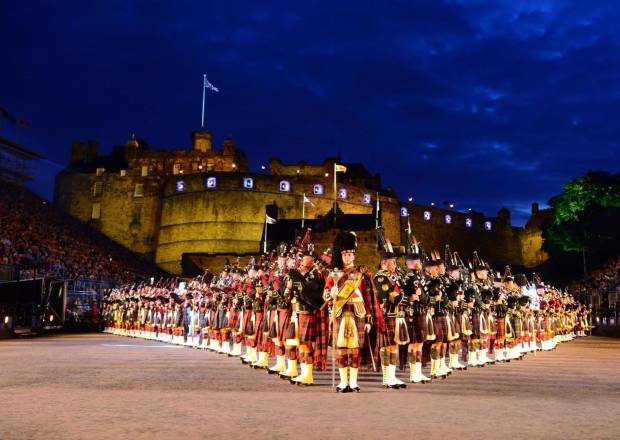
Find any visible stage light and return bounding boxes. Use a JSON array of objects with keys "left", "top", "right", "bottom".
[
  {"left": 313, "top": 184, "right": 324, "bottom": 195},
  {"left": 449, "top": 203, "right": 454, "bottom": 208},
  {"left": 324, "top": 173, "right": 329, "bottom": 177},
  {"left": 408, "top": 197, "right": 413, "bottom": 202},
  {"left": 261, "top": 165, "right": 266, "bottom": 170},
  {"left": 50, "top": 315, "right": 54, "bottom": 322},
  {"left": 401, "top": 207, "right": 408, "bottom": 216},
  {"left": 296, "top": 169, "right": 300, "bottom": 174},
  {"left": 232, "top": 163, "right": 237, "bottom": 169},
  {"left": 431, "top": 202, "right": 435, "bottom": 206},
  {"left": 4, "top": 316, "right": 8, "bottom": 324},
  {"left": 363, "top": 194, "right": 371, "bottom": 204}
]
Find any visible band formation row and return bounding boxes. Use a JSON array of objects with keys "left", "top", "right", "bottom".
[{"left": 101, "top": 229, "right": 593, "bottom": 392}]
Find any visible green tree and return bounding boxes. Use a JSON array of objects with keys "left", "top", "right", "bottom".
[{"left": 544, "top": 171, "right": 620, "bottom": 262}]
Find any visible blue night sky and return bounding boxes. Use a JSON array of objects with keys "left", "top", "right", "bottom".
[{"left": 1, "top": 1, "right": 619, "bottom": 225}]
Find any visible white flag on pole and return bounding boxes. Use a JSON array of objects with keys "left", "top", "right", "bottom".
[
  {"left": 303, "top": 194, "right": 315, "bottom": 206},
  {"left": 334, "top": 164, "right": 347, "bottom": 173},
  {"left": 265, "top": 214, "right": 277, "bottom": 224},
  {"left": 204, "top": 77, "right": 219, "bottom": 92}
]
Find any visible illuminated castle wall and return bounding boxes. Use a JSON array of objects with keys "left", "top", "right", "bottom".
[{"left": 54, "top": 131, "right": 549, "bottom": 274}]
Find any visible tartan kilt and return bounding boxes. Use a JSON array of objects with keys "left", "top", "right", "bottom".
[
  {"left": 277, "top": 308, "right": 291, "bottom": 342},
  {"left": 471, "top": 312, "right": 482, "bottom": 339},
  {"left": 433, "top": 315, "right": 448, "bottom": 343},
  {"left": 380, "top": 316, "right": 409, "bottom": 347},
  {"left": 453, "top": 313, "right": 462, "bottom": 335},
  {"left": 495, "top": 318, "right": 506, "bottom": 340},
  {"left": 228, "top": 310, "right": 240, "bottom": 330},
  {"left": 298, "top": 312, "right": 316, "bottom": 344},
  {"left": 253, "top": 312, "right": 265, "bottom": 345},
  {"left": 209, "top": 310, "right": 219, "bottom": 330},
  {"left": 334, "top": 314, "right": 366, "bottom": 348},
  {"left": 408, "top": 313, "right": 428, "bottom": 343}
]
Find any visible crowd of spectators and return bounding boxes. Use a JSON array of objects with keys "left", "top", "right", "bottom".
[
  {"left": 568, "top": 256, "right": 620, "bottom": 304},
  {"left": 0, "top": 181, "right": 164, "bottom": 284}
]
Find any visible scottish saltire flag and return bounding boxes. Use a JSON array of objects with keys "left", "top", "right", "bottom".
[{"left": 204, "top": 77, "right": 219, "bottom": 92}]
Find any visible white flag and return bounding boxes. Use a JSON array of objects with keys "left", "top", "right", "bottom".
[
  {"left": 334, "top": 163, "right": 347, "bottom": 173},
  {"left": 265, "top": 214, "right": 277, "bottom": 224},
  {"left": 303, "top": 194, "right": 315, "bottom": 206},
  {"left": 204, "top": 77, "right": 219, "bottom": 92}
]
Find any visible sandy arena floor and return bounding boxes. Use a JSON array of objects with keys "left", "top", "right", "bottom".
[{"left": 1, "top": 334, "right": 619, "bottom": 440}]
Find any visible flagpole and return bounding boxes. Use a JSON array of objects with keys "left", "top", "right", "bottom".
[
  {"left": 302, "top": 193, "right": 305, "bottom": 228},
  {"left": 263, "top": 215, "right": 268, "bottom": 254},
  {"left": 333, "top": 163, "right": 337, "bottom": 224},
  {"left": 375, "top": 192, "right": 380, "bottom": 229},
  {"left": 201, "top": 74, "right": 206, "bottom": 128}
]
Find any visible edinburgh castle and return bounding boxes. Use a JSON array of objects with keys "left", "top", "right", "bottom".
[{"left": 54, "top": 131, "right": 550, "bottom": 275}]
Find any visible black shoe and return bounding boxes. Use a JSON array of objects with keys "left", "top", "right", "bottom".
[
  {"left": 351, "top": 386, "right": 361, "bottom": 393},
  {"left": 336, "top": 385, "right": 352, "bottom": 393}
]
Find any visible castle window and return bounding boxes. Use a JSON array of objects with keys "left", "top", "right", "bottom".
[
  {"left": 484, "top": 221, "right": 492, "bottom": 231},
  {"left": 313, "top": 184, "right": 324, "bottom": 195},
  {"left": 243, "top": 177, "right": 254, "bottom": 189},
  {"left": 134, "top": 183, "right": 144, "bottom": 197},
  {"left": 400, "top": 207, "right": 409, "bottom": 217},
  {"left": 173, "top": 163, "right": 181, "bottom": 175},
  {"left": 206, "top": 177, "right": 217, "bottom": 189},
  {"left": 423, "top": 211, "right": 431, "bottom": 221},
  {"left": 363, "top": 193, "right": 371, "bottom": 204},
  {"left": 91, "top": 203, "right": 101, "bottom": 220},
  {"left": 92, "top": 181, "right": 103, "bottom": 197},
  {"left": 465, "top": 218, "right": 473, "bottom": 228},
  {"left": 141, "top": 165, "right": 148, "bottom": 177},
  {"left": 338, "top": 188, "right": 348, "bottom": 199},
  {"left": 445, "top": 214, "right": 452, "bottom": 224},
  {"left": 279, "top": 180, "right": 291, "bottom": 192},
  {"left": 120, "top": 169, "right": 127, "bottom": 177},
  {"left": 95, "top": 167, "right": 105, "bottom": 176},
  {"left": 176, "top": 180, "right": 185, "bottom": 192}
]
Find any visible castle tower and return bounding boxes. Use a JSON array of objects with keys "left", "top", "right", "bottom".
[
  {"left": 70, "top": 142, "right": 84, "bottom": 165},
  {"left": 125, "top": 135, "right": 139, "bottom": 161},
  {"left": 192, "top": 130, "right": 213, "bottom": 152}
]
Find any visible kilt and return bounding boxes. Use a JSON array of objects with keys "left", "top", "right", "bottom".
[
  {"left": 209, "top": 310, "right": 219, "bottom": 330},
  {"left": 453, "top": 313, "right": 462, "bottom": 335},
  {"left": 471, "top": 312, "right": 481, "bottom": 339},
  {"left": 216, "top": 308, "right": 229, "bottom": 329},
  {"left": 253, "top": 312, "right": 265, "bottom": 345},
  {"left": 298, "top": 312, "right": 316, "bottom": 344},
  {"left": 228, "top": 309, "right": 240, "bottom": 330},
  {"left": 433, "top": 315, "right": 448, "bottom": 343},
  {"left": 334, "top": 306, "right": 366, "bottom": 349},
  {"left": 380, "top": 315, "right": 409, "bottom": 347},
  {"left": 447, "top": 314, "right": 459, "bottom": 341},
  {"left": 277, "top": 308, "right": 291, "bottom": 342},
  {"left": 495, "top": 318, "right": 506, "bottom": 340},
  {"left": 408, "top": 313, "right": 428, "bottom": 343}
]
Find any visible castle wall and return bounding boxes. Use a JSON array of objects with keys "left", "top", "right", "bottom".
[
  {"left": 155, "top": 173, "right": 401, "bottom": 273},
  {"left": 55, "top": 133, "right": 549, "bottom": 276}
]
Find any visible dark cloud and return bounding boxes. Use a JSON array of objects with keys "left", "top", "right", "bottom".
[{"left": 1, "top": 0, "right": 618, "bottom": 225}]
